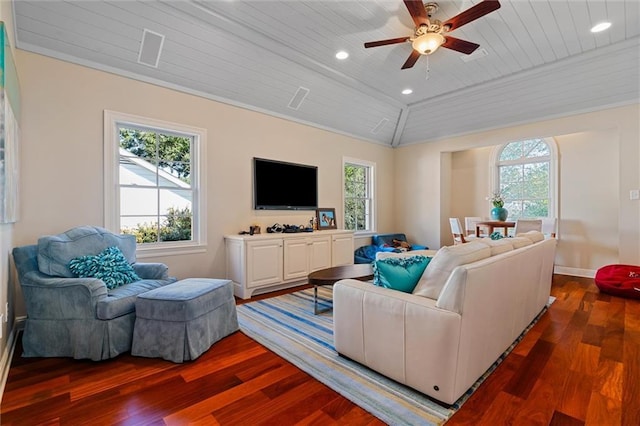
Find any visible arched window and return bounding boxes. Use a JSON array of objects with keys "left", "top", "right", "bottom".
[{"left": 491, "top": 138, "right": 558, "bottom": 220}]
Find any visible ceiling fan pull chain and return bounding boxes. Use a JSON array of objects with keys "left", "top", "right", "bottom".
[{"left": 425, "top": 54, "right": 430, "bottom": 80}]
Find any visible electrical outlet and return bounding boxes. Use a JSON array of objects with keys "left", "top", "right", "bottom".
[{"left": 630, "top": 189, "right": 640, "bottom": 200}]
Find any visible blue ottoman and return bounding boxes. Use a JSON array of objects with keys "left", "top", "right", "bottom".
[{"left": 131, "top": 278, "right": 239, "bottom": 363}]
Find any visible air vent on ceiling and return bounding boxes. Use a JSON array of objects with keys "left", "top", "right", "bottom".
[
  {"left": 287, "top": 87, "right": 310, "bottom": 110},
  {"left": 138, "top": 29, "right": 165, "bottom": 68},
  {"left": 460, "top": 48, "right": 488, "bottom": 63},
  {"left": 371, "top": 118, "right": 389, "bottom": 134}
]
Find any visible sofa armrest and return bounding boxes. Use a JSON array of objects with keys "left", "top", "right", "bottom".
[
  {"left": 333, "top": 279, "right": 463, "bottom": 404},
  {"left": 19, "top": 271, "right": 108, "bottom": 320},
  {"left": 132, "top": 262, "right": 170, "bottom": 280}
]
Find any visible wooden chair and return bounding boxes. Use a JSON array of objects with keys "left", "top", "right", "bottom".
[
  {"left": 450, "top": 218, "right": 476, "bottom": 245},
  {"left": 514, "top": 218, "right": 542, "bottom": 235},
  {"left": 465, "top": 216, "right": 488, "bottom": 237}
]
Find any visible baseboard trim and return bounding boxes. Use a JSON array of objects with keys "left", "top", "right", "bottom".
[
  {"left": 554, "top": 266, "right": 596, "bottom": 278},
  {"left": 0, "top": 317, "right": 24, "bottom": 400}
]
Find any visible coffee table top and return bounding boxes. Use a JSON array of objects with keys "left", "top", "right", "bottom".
[{"left": 308, "top": 264, "right": 374, "bottom": 286}]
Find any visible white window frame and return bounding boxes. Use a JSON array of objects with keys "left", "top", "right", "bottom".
[
  {"left": 490, "top": 137, "right": 558, "bottom": 219},
  {"left": 342, "top": 157, "right": 376, "bottom": 235},
  {"left": 104, "top": 110, "right": 207, "bottom": 257}
]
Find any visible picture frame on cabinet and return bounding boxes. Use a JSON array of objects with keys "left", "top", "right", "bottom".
[{"left": 316, "top": 208, "right": 337, "bottom": 230}]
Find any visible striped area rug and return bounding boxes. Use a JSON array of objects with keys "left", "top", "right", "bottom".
[{"left": 237, "top": 287, "right": 550, "bottom": 425}]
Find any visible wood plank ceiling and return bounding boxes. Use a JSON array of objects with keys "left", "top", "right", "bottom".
[{"left": 13, "top": 0, "right": 640, "bottom": 147}]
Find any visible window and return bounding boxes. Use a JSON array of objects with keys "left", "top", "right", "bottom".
[
  {"left": 104, "top": 111, "right": 206, "bottom": 255},
  {"left": 343, "top": 158, "right": 375, "bottom": 232},
  {"left": 491, "top": 138, "right": 557, "bottom": 220}
]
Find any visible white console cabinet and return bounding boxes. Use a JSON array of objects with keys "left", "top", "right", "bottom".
[{"left": 226, "top": 230, "right": 354, "bottom": 299}]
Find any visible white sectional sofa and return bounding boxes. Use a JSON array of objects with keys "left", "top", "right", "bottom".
[{"left": 333, "top": 232, "right": 556, "bottom": 405}]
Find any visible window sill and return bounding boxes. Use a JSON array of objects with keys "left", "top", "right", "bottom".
[{"left": 136, "top": 242, "right": 207, "bottom": 259}]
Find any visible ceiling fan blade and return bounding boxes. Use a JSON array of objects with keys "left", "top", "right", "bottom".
[
  {"left": 403, "top": 0, "right": 429, "bottom": 27},
  {"left": 443, "top": 0, "right": 501, "bottom": 32},
  {"left": 364, "top": 37, "right": 410, "bottom": 48},
  {"left": 401, "top": 50, "right": 422, "bottom": 69},
  {"left": 442, "top": 36, "right": 480, "bottom": 54}
]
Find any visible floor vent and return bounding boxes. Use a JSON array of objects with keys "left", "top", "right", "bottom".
[
  {"left": 288, "top": 87, "right": 310, "bottom": 110},
  {"left": 138, "top": 29, "right": 165, "bottom": 68},
  {"left": 371, "top": 118, "right": 389, "bottom": 134}
]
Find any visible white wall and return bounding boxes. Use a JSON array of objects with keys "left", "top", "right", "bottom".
[
  {"left": 395, "top": 104, "right": 640, "bottom": 274},
  {"left": 12, "top": 50, "right": 396, "bottom": 316}
]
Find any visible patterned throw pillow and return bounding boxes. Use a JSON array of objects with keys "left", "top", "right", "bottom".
[
  {"left": 68, "top": 246, "right": 140, "bottom": 290},
  {"left": 373, "top": 255, "right": 431, "bottom": 293}
]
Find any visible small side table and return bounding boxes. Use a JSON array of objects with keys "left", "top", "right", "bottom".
[{"left": 308, "top": 264, "right": 374, "bottom": 314}]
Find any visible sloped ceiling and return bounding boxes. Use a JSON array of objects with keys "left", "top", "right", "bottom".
[{"left": 13, "top": 0, "right": 640, "bottom": 147}]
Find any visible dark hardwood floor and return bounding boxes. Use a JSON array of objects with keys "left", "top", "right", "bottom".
[{"left": 1, "top": 275, "right": 638, "bottom": 425}]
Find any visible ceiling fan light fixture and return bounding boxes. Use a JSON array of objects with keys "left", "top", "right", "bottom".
[{"left": 412, "top": 32, "right": 445, "bottom": 55}]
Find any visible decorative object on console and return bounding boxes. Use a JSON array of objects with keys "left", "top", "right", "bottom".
[
  {"left": 267, "top": 223, "right": 284, "bottom": 233},
  {"left": 316, "top": 207, "right": 337, "bottom": 230}
]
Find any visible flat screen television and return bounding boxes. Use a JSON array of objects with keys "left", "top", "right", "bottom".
[{"left": 253, "top": 157, "right": 318, "bottom": 210}]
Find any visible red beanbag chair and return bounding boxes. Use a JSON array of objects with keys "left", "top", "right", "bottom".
[{"left": 595, "top": 264, "right": 640, "bottom": 299}]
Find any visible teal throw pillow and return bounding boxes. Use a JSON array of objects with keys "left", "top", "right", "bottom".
[
  {"left": 373, "top": 255, "right": 431, "bottom": 293},
  {"left": 68, "top": 246, "right": 140, "bottom": 290}
]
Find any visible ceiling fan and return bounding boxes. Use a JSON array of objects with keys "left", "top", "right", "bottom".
[{"left": 364, "top": 0, "right": 501, "bottom": 69}]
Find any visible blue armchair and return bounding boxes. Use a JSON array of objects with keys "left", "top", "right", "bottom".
[{"left": 13, "top": 226, "right": 176, "bottom": 360}]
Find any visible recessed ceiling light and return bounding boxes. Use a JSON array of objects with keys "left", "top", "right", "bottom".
[
  {"left": 591, "top": 22, "right": 611, "bottom": 33},
  {"left": 335, "top": 51, "right": 349, "bottom": 60},
  {"left": 402, "top": 89, "right": 413, "bottom": 95}
]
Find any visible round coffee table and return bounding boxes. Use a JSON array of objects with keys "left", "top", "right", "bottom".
[{"left": 308, "top": 264, "right": 374, "bottom": 314}]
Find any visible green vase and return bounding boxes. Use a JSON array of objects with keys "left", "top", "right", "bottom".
[{"left": 491, "top": 207, "right": 508, "bottom": 221}]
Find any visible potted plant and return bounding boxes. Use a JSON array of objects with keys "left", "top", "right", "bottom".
[{"left": 488, "top": 192, "right": 508, "bottom": 221}]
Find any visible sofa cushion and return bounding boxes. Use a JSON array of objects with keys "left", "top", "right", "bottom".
[
  {"left": 373, "top": 255, "right": 431, "bottom": 293},
  {"left": 517, "top": 230, "right": 545, "bottom": 243},
  {"left": 510, "top": 236, "right": 534, "bottom": 249},
  {"left": 475, "top": 238, "right": 514, "bottom": 256},
  {"left": 38, "top": 226, "right": 136, "bottom": 278},
  {"left": 413, "top": 242, "right": 491, "bottom": 299},
  {"left": 69, "top": 246, "right": 140, "bottom": 290},
  {"left": 96, "top": 278, "right": 177, "bottom": 320}
]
